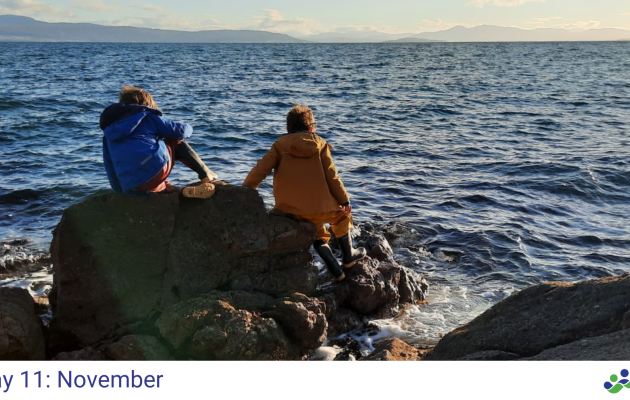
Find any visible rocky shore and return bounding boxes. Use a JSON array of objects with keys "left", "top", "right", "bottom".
[
  {"left": 0, "top": 184, "right": 628, "bottom": 361},
  {"left": 1, "top": 185, "right": 428, "bottom": 360}
]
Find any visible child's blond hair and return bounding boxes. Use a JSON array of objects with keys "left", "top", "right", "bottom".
[{"left": 119, "top": 86, "right": 158, "bottom": 109}]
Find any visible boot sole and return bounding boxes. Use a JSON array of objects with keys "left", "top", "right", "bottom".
[
  {"left": 343, "top": 254, "right": 368, "bottom": 269},
  {"left": 183, "top": 183, "right": 216, "bottom": 199}
]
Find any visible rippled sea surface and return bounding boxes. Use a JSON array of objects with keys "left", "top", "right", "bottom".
[{"left": 1, "top": 42, "right": 629, "bottom": 344}]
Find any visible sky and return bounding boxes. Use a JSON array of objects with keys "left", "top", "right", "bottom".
[{"left": 0, "top": 0, "right": 629, "bottom": 35}]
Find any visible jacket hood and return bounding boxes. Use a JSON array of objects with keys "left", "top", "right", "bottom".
[
  {"left": 278, "top": 132, "right": 326, "bottom": 158},
  {"left": 100, "top": 103, "right": 162, "bottom": 141}
]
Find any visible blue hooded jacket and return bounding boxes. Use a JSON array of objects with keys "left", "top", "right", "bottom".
[{"left": 100, "top": 103, "right": 193, "bottom": 194}]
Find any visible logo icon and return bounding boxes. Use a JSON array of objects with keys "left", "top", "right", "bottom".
[{"left": 605, "top": 369, "right": 630, "bottom": 394}]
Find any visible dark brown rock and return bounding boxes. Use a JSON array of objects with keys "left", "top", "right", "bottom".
[
  {"left": 326, "top": 307, "right": 364, "bottom": 338},
  {"left": 344, "top": 259, "right": 402, "bottom": 317},
  {"left": 48, "top": 186, "right": 429, "bottom": 360},
  {"left": 344, "top": 259, "right": 390, "bottom": 315},
  {"left": 363, "top": 235, "right": 395, "bottom": 263},
  {"left": 399, "top": 268, "right": 428, "bottom": 304},
  {"left": 527, "top": 329, "right": 630, "bottom": 361},
  {"left": 455, "top": 350, "right": 521, "bottom": 361},
  {"left": 155, "top": 295, "right": 296, "bottom": 360},
  {"left": 364, "top": 338, "right": 426, "bottom": 361},
  {"left": 0, "top": 288, "right": 45, "bottom": 360},
  {"left": 425, "top": 274, "right": 630, "bottom": 360},
  {"left": 263, "top": 294, "right": 327, "bottom": 350},
  {"left": 0, "top": 287, "right": 38, "bottom": 315},
  {"left": 105, "top": 335, "right": 173, "bottom": 360},
  {"left": 622, "top": 309, "right": 630, "bottom": 330},
  {"left": 52, "top": 347, "right": 105, "bottom": 361},
  {"left": 50, "top": 193, "right": 178, "bottom": 348},
  {"left": 317, "top": 256, "right": 428, "bottom": 324},
  {"left": 50, "top": 186, "right": 317, "bottom": 348}
]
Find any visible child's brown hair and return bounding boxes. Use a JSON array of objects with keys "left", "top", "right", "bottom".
[
  {"left": 119, "top": 86, "right": 158, "bottom": 109},
  {"left": 287, "top": 104, "right": 316, "bottom": 133}
]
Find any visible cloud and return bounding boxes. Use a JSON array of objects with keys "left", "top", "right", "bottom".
[
  {"left": 0, "top": 0, "right": 64, "bottom": 15},
  {"left": 249, "top": 9, "right": 325, "bottom": 35},
  {"left": 525, "top": 16, "right": 601, "bottom": 30},
  {"left": 532, "top": 17, "right": 564, "bottom": 23},
  {"left": 467, "top": 0, "right": 544, "bottom": 7},
  {"left": 525, "top": 16, "right": 563, "bottom": 28},
  {"left": 623, "top": 12, "right": 630, "bottom": 16},
  {"left": 69, "top": 0, "right": 118, "bottom": 13},
  {"left": 136, "top": 4, "right": 166, "bottom": 14},
  {"left": 552, "top": 20, "right": 601, "bottom": 30}
]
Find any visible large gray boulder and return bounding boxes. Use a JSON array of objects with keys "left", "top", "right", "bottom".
[
  {"left": 425, "top": 274, "right": 630, "bottom": 360},
  {"left": 49, "top": 186, "right": 317, "bottom": 349}
]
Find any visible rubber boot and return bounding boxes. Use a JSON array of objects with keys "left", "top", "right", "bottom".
[
  {"left": 338, "top": 233, "right": 367, "bottom": 268},
  {"left": 313, "top": 240, "right": 345, "bottom": 282},
  {"left": 174, "top": 141, "right": 217, "bottom": 181}
]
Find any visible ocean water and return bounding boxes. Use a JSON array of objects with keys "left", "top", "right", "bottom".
[{"left": 1, "top": 42, "right": 629, "bottom": 345}]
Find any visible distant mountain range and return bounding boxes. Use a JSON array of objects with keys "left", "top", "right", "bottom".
[
  {"left": 411, "top": 25, "right": 630, "bottom": 42},
  {"left": 1, "top": 15, "right": 630, "bottom": 43},
  {"left": 0, "top": 15, "right": 305, "bottom": 43},
  {"left": 297, "top": 30, "right": 411, "bottom": 43}
]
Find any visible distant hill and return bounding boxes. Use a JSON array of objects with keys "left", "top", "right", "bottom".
[
  {"left": 411, "top": 25, "right": 630, "bottom": 42},
  {"left": 2, "top": 15, "right": 630, "bottom": 43},
  {"left": 298, "top": 30, "right": 412, "bottom": 43},
  {"left": 0, "top": 15, "right": 306, "bottom": 43},
  {"left": 383, "top": 37, "right": 443, "bottom": 43}
]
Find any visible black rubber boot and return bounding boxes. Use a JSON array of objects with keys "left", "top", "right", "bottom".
[
  {"left": 174, "top": 140, "right": 214, "bottom": 181},
  {"left": 313, "top": 240, "right": 345, "bottom": 282},
  {"left": 338, "top": 233, "right": 367, "bottom": 268}
]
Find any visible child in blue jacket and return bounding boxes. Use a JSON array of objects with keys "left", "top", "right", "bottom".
[{"left": 100, "top": 86, "right": 217, "bottom": 198}]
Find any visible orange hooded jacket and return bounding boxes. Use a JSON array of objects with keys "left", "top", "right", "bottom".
[{"left": 243, "top": 132, "right": 349, "bottom": 216}]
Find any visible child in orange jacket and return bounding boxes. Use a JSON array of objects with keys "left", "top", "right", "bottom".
[{"left": 243, "top": 105, "right": 366, "bottom": 281}]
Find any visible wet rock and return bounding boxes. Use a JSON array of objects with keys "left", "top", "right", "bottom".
[
  {"left": 364, "top": 338, "right": 426, "bottom": 361},
  {"left": 52, "top": 347, "right": 105, "bottom": 361},
  {"left": 317, "top": 255, "right": 428, "bottom": 322},
  {"left": 331, "top": 336, "right": 363, "bottom": 361},
  {"left": 344, "top": 259, "right": 401, "bottom": 317},
  {"left": 0, "top": 287, "right": 45, "bottom": 360},
  {"left": 105, "top": 335, "right": 173, "bottom": 360},
  {"left": 425, "top": 274, "right": 630, "bottom": 360},
  {"left": 356, "top": 230, "right": 395, "bottom": 263},
  {"left": 326, "top": 307, "right": 364, "bottom": 338},
  {"left": 344, "top": 259, "right": 391, "bottom": 315},
  {"left": 399, "top": 268, "right": 428, "bottom": 304},
  {"left": 0, "top": 241, "right": 51, "bottom": 280},
  {"left": 49, "top": 186, "right": 317, "bottom": 348},
  {"left": 318, "top": 282, "right": 350, "bottom": 318}
]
